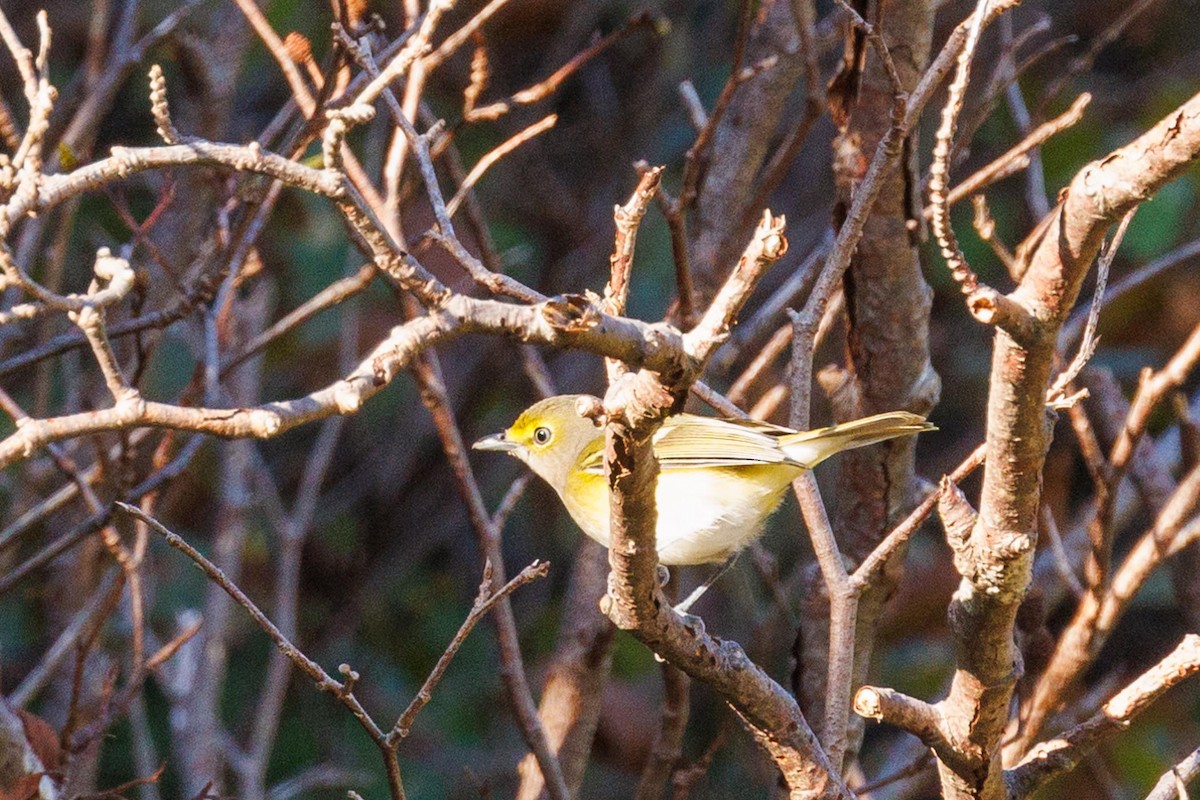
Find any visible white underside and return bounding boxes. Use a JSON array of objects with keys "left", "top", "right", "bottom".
[{"left": 562, "top": 467, "right": 795, "bottom": 565}]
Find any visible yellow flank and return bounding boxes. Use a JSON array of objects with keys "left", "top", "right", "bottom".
[{"left": 473, "top": 395, "right": 934, "bottom": 566}]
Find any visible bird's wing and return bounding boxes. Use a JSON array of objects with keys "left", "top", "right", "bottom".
[{"left": 577, "top": 414, "right": 798, "bottom": 474}]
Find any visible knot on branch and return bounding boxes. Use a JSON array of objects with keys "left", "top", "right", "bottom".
[
  {"left": 108, "top": 145, "right": 136, "bottom": 177},
  {"left": 974, "top": 532, "right": 1035, "bottom": 597},
  {"left": 573, "top": 394, "right": 605, "bottom": 425},
  {"left": 371, "top": 354, "right": 392, "bottom": 386},
  {"left": 941, "top": 472, "right": 1034, "bottom": 597},
  {"left": 336, "top": 663, "right": 360, "bottom": 698},
  {"left": 114, "top": 389, "right": 146, "bottom": 422},
  {"left": 246, "top": 408, "right": 283, "bottom": 438},
  {"left": 755, "top": 210, "right": 789, "bottom": 261},
  {"left": 598, "top": 567, "right": 660, "bottom": 632},
  {"left": 86, "top": 247, "right": 138, "bottom": 309},
  {"left": 966, "top": 287, "right": 1038, "bottom": 343},
  {"left": 93, "top": 248, "right": 128, "bottom": 283},
  {"left": 603, "top": 370, "right": 674, "bottom": 436},
  {"left": 1077, "top": 162, "right": 1141, "bottom": 216},
  {"left": 938, "top": 477, "right": 976, "bottom": 542},
  {"left": 853, "top": 686, "right": 888, "bottom": 722},
  {"left": 541, "top": 293, "right": 602, "bottom": 333},
  {"left": 333, "top": 380, "right": 364, "bottom": 414}
]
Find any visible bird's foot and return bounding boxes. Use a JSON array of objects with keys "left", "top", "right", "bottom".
[
  {"left": 656, "top": 564, "right": 670, "bottom": 588},
  {"left": 672, "top": 608, "right": 706, "bottom": 638}
]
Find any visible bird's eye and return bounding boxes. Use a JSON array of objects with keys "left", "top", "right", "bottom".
[{"left": 533, "top": 426, "right": 553, "bottom": 445}]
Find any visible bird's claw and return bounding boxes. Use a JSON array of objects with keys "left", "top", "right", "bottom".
[{"left": 673, "top": 608, "right": 706, "bottom": 638}]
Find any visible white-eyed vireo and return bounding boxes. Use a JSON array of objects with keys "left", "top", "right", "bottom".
[{"left": 474, "top": 395, "right": 934, "bottom": 566}]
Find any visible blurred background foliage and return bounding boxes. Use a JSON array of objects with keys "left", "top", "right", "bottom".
[{"left": 2, "top": 0, "right": 1200, "bottom": 798}]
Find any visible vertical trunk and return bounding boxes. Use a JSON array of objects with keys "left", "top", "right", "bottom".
[
  {"left": 516, "top": 541, "right": 615, "bottom": 799},
  {"left": 690, "top": 0, "right": 811, "bottom": 301},
  {"left": 796, "top": 0, "right": 937, "bottom": 772}
]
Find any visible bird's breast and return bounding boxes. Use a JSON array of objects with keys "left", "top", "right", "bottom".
[{"left": 560, "top": 464, "right": 797, "bottom": 565}]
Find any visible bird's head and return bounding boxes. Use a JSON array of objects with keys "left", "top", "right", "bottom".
[{"left": 473, "top": 394, "right": 603, "bottom": 490}]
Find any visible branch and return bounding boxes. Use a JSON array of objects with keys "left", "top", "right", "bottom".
[
  {"left": 854, "top": 686, "right": 956, "bottom": 768},
  {"left": 387, "top": 560, "right": 550, "bottom": 743},
  {"left": 1060, "top": 236, "right": 1200, "bottom": 347},
  {"left": 444, "top": 114, "right": 557, "bottom": 217},
  {"left": 1144, "top": 745, "right": 1200, "bottom": 800},
  {"left": 407, "top": 342, "right": 570, "bottom": 800},
  {"left": 1016, "top": 465, "right": 1200, "bottom": 754},
  {"left": 605, "top": 166, "right": 664, "bottom": 385},
  {"left": 597, "top": 219, "right": 851, "bottom": 798},
  {"left": 799, "top": 0, "right": 1022, "bottom": 352},
  {"left": 928, "top": 93, "right": 1091, "bottom": 214},
  {"left": 683, "top": 209, "right": 788, "bottom": 364},
  {"left": 0, "top": 436, "right": 206, "bottom": 596},
  {"left": 850, "top": 443, "right": 987, "bottom": 590},
  {"left": 463, "top": 13, "right": 660, "bottom": 122},
  {"left": 926, "top": 0, "right": 1035, "bottom": 337},
  {"left": 515, "top": 541, "right": 615, "bottom": 799},
  {"left": 933, "top": 84, "right": 1200, "bottom": 800},
  {"left": 0, "top": 244, "right": 710, "bottom": 470},
  {"left": 1005, "top": 634, "right": 1200, "bottom": 799},
  {"left": 116, "top": 503, "right": 407, "bottom": 800}
]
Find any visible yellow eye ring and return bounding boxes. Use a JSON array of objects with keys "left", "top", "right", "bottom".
[{"left": 533, "top": 426, "right": 553, "bottom": 445}]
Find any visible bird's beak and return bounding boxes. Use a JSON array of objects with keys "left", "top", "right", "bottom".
[{"left": 473, "top": 432, "right": 519, "bottom": 452}]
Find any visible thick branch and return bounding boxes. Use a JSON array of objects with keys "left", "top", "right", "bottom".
[
  {"left": 937, "top": 87, "right": 1200, "bottom": 800},
  {"left": 598, "top": 219, "right": 849, "bottom": 797}
]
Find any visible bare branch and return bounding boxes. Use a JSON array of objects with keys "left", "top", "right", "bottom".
[
  {"left": 1144, "top": 745, "right": 1200, "bottom": 800},
  {"left": 931, "top": 93, "right": 1091, "bottom": 214},
  {"left": 118, "top": 503, "right": 408, "bottom": 800},
  {"left": 1006, "top": 634, "right": 1200, "bottom": 798},
  {"left": 927, "top": 0, "right": 1034, "bottom": 337},
  {"left": 597, "top": 218, "right": 851, "bottom": 797},
  {"left": 464, "top": 13, "right": 660, "bottom": 122},
  {"left": 388, "top": 560, "right": 550, "bottom": 743},
  {"left": 927, "top": 81, "right": 1200, "bottom": 800},
  {"left": 444, "top": 114, "right": 557, "bottom": 217}
]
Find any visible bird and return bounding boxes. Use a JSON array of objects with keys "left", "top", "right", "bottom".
[{"left": 474, "top": 394, "right": 934, "bottom": 569}]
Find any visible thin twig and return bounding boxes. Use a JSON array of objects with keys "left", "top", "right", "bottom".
[
  {"left": 605, "top": 167, "right": 663, "bottom": 380},
  {"left": 1040, "top": 0, "right": 1163, "bottom": 111},
  {"left": 0, "top": 435, "right": 206, "bottom": 595},
  {"left": 444, "top": 115, "right": 557, "bottom": 217},
  {"left": 929, "top": 93, "right": 1091, "bottom": 214},
  {"left": 1062, "top": 236, "right": 1200, "bottom": 347},
  {"left": 462, "top": 13, "right": 658, "bottom": 123},
  {"left": 221, "top": 264, "right": 375, "bottom": 376},
  {"left": 1007, "top": 634, "right": 1200, "bottom": 798},
  {"left": 117, "top": 503, "right": 408, "bottom": 800},
  {"left": 407, "top": 346, "right": 571, "bottom": 800},
  {"left": 850, "top": 442, "right": 988, "bottom": 590},
  {"left": 1144, "top": 745, "right": 1200, "bottom": 800},
  {"left": 388, "top": 560, "right": 550, "bottom": 743},
  {"left": 1048, "top": 208, "right": 1135, "bottom": 403}
]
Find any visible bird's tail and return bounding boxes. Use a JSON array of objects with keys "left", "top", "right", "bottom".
[{"left": 779, "top": 411, "right": 935, "bottom": 468}]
